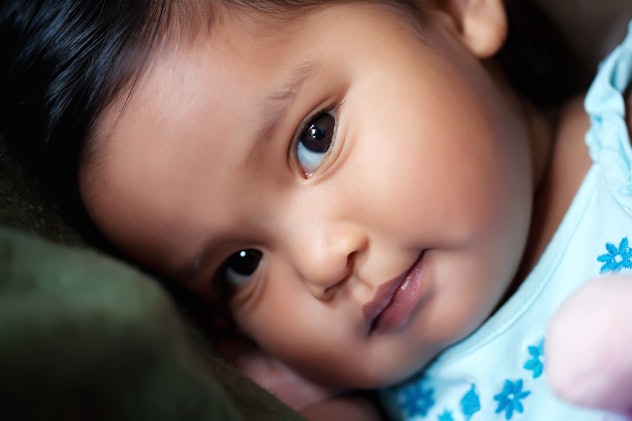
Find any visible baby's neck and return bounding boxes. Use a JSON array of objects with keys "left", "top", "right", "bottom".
[{"left": 515, "top": 95, "right": 593, "bottom": 286}]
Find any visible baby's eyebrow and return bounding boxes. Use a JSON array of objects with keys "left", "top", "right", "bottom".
[
  {"left": 267, "top": 61, "right": 319, "bottom": 103},
  {"left": 250, "top": 61, "right": 319, "bottom": 162}
]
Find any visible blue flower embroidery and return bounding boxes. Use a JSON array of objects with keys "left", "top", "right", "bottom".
[
  {"left": 523, "top": 338, "right": 545, "bottom": 379},
  {"left": 438, "top": 410, "right": 454, "bottom": 421},
  {"left": 598, "top": 237, "right": 632, "bottom": 273},
  {"left": 460, "top": 385, "right": 481, "bottom": 420},
  {"left": 398, "top": 382, "right": 435, "bottom": 418},
  {"left": 494, "top": 379, "right": 531, "bottom": 420}
]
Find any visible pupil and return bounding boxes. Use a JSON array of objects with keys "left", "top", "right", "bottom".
[
  {"left": 302, "top": 113, "right": 334, "bottom": 152},
  {"left": 226, "top": 249, "right": 262, "bottom": 275}
]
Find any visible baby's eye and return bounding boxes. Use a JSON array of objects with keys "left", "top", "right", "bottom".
[
  {"left": 295, "top": 110, "right": 336, "bottom": 176},
  {"left": 222, "top": 249, "right": 263, "bottom": 287}
]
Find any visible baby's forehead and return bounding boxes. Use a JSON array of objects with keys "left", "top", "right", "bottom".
[{"left": 90, "top": 0, "right": 428, "bottom": 163}]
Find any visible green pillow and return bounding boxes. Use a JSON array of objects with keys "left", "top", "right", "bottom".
[{"left": 0, "top": 227, "right": 301, "bottom": 420}]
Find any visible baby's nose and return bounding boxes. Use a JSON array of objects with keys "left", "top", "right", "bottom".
[{"left": 291, "top": 223, "right": 368, "bottom": 301}]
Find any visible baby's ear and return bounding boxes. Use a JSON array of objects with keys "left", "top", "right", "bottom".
[{"left": 431, "top": 0, "right": 507, "bottom": 58}]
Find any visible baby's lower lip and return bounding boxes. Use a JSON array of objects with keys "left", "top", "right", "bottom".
[{"left": 371, "top": 252, "right": 426, "bottom": 334}]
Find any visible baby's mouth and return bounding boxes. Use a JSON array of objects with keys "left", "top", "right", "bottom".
[{"left": 363, "top": 251, "right": 427, "bottom": 335}]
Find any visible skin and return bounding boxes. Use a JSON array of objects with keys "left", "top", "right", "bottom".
[{"left": 81, "top": 0, "right": 593, "bottom": 409}]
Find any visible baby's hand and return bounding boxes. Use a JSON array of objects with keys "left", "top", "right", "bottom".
[
  {"left": 546, "top": 274, "right": 632, "bottom": 418},
  {"left": 237, "top": 350, "right": 339, "bottom": 412},
  {"left": 237, "top": 351, "right": 382, "bottom": 420}
]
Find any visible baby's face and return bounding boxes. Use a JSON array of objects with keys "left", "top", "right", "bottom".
[{"left": 82, "top": 3, "right": 534, "bottom": 388}]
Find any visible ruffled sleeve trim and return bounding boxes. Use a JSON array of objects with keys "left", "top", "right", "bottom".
[{"left": 585, "top": 21, "right": 632, "bottom": 212}]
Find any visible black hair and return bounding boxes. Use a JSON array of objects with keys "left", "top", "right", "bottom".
[
  {"left": 497, "top": 0, "right": 588, "bottom": 107},
  {"left": 0, "top": 0, "right": 173, "bottom": 241}
]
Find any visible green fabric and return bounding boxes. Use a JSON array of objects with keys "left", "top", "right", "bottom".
[
  {"left": 0, "top": 134, "right": 302, "bottom": 420},
  {"left": 0, "top": 133, "right": 82, "bottom": 245}
]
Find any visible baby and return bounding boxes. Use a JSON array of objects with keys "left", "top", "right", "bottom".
[{"left": 2, "top": 0, "right": 632, "bottom": 419}]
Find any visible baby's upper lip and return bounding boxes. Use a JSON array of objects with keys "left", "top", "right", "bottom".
[{"left": 362, "top": 253, "right": 423, "bottom": 334}]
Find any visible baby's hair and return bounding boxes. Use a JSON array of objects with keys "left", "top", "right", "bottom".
[{"left": 498, "top": 0, "right": 587, "bottom": 106}]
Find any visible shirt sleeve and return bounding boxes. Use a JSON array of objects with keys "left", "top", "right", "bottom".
[{"left": 585, "top": 20, "right": 632, "bottom": 213}]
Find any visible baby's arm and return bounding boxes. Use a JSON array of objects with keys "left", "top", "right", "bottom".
[{"left": 238, "top": 351, "right": 383, "bottom": 420}]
